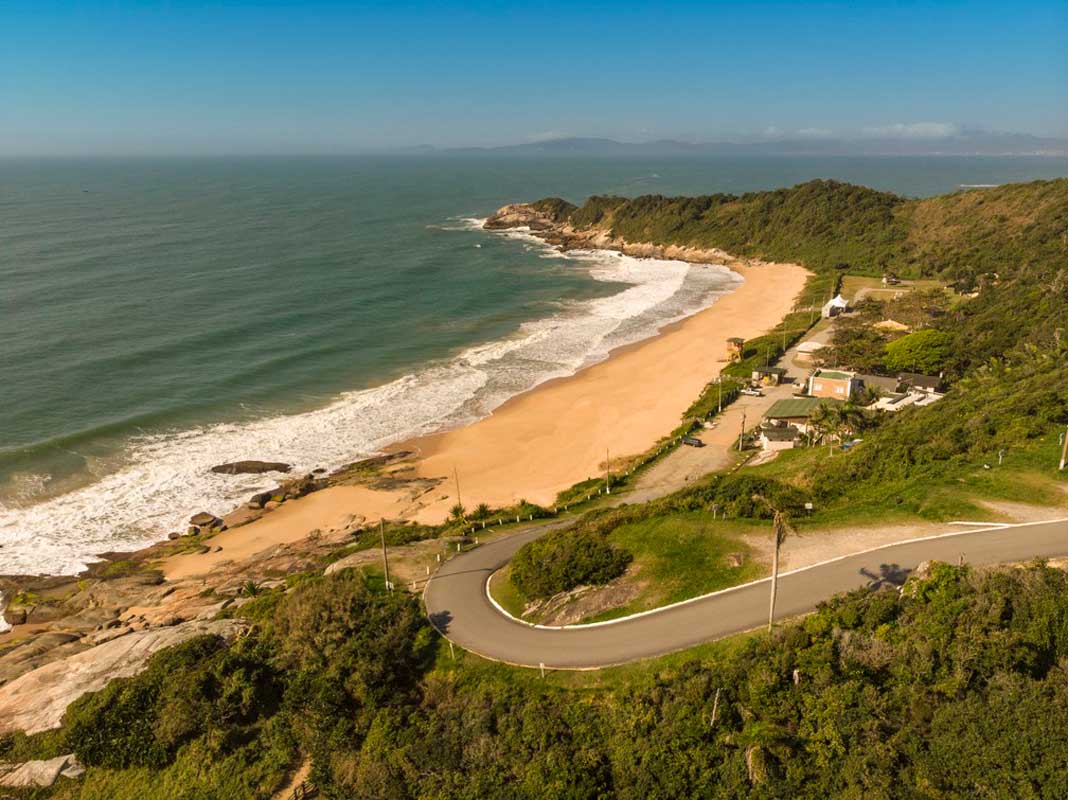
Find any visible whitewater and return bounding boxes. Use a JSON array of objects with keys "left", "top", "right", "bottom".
[{"left": 0, "top": 223, "right": 739, "bottom": 575}]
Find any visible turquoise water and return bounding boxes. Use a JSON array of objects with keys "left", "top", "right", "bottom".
[{"left": 2, "top": 155, "right": 1066, "bottom": 573}]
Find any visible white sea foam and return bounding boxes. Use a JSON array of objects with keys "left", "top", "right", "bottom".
[{"left": 0, "top": 227, "right": 740, "bottom": 576}]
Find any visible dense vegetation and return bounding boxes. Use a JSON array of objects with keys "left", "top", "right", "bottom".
[
  {"left": 25, "top": 561, "right": 1068, "bottom": 798},
  {"left": 510, "top": 526, "right": 632, "bottom": 599},
  {"left": 9, "top": 179, "right": 1068, "bottom": 798}
]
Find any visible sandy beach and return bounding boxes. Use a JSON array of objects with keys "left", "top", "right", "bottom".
[{"left": 163, "top": 257, "right": 809, "bottom": 580}]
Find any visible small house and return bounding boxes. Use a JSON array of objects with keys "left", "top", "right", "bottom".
[
  {"left": 764, "top": 397, "right": 841, "bottom": 435},
  {"left": 899, "top": 373, "right": 944, "bottom": 394},
  {"left": 856, "top": 373, "right": 902, "bottom": 395},
  {"left": 752, "top": 365, "right": 787, "bottom": 386},
  {"left": 821, "top": 294, "right": 850, "bottom": 319},
  {"left": 759, "top": 423, "right": 801, "bottom": 451},
  {"left": 808, "top": 369, "right": 861, "bottom": 400},
  {"left": 727, "top": 337, "right": 745, "bottom": 361}
]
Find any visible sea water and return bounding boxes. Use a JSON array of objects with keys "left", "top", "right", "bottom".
[{"left": 2, "top": 155, "right": 1066, "bottom": 573}]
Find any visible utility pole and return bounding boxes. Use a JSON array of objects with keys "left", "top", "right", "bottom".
[
  {"left": 1060, "top": 424, "right": 1068, "bottom": 470},
  {"left": 380, "top": 519, "right": 392, "bottom": 592},
  {"left": 738, "top": 411, "right": 747, "bottom": 452},
  {"left": 717, "top": 377, "right": 723, "bottom": 414},
  {"left": 605, "top": 448, "right": 611, "bottom": 495},
  {"left": 453, "top": 465, "right": 463, "bottom": 518}
]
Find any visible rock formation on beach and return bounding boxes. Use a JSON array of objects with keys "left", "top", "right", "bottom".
[{"left": 210, "top": 460, "right": 292, "bottom": 475}]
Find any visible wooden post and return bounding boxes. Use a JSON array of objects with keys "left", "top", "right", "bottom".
[
  {"left": 768, "top": 531, "right": 780, "bottom": 632},
  {"left": 605, "top": 448, "right": 611, "bottom": 495},
  {"left": 738, "top": 411, "right": 747, "bottom": 452},
  {"left": 718, "top": 377, "right": 722, "bottom": 414},
  {"left": 453, "top": 466, "right": 463, "bottom": 518},
  {"left": 380, "top": 519, "right": 391, "bottom": 592}
]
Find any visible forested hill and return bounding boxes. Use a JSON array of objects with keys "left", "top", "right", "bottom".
[
  {"left": 535, "top": 179, "right": 1068, "bottom": 375},
  {"left": 534, "top": 178, "right": 1068, "bottom": 289}
]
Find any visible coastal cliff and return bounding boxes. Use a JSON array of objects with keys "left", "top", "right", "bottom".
[{"left": 483, "top": 201, "right": 766, "bottom": 270}]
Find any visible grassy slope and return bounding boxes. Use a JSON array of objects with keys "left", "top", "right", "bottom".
[{"left": 491, "top": 179, "right": 1068, "bottom": 619}]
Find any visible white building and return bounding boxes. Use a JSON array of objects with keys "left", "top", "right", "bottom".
[{"left": 821, "top": 294, "right": 850, "bottom": 319}]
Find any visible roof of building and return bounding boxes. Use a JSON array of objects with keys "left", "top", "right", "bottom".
[
  {"left": 765, "top": 397, "right": 840, "bottom": 419},
  {"left": 760, "top": 426, "right": 801, "bottom": 441},
  {"left": 753, "top": 366, "right": 787, "bottom": 375},
  {"left": 822, "top": 294, "right": 849, "bottom": 310},
  {"left": 812, "top": 369, "right": 855, "bottom": 382},
  {"left": 857, "top": 373, "right": 902, "bottom": 392},
  {"left": 899, "top": 372, "right": 944, "bottom": 390}
]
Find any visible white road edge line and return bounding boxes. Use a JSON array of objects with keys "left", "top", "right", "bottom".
[{"left": 482, "top": 516, "right": 1068, "bottom": 631}]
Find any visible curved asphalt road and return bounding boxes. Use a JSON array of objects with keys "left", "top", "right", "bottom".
[{"left": 424, "top": 518, "right": 1068, "bottom": 669}]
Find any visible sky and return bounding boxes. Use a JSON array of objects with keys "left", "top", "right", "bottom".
[{"left": 2, "top": 0, "right": 1066, "bottom": 155}]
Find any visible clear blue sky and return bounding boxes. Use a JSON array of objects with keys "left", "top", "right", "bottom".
[{"left": 3, "top": 0, "right": 1065, "bottom": 155}]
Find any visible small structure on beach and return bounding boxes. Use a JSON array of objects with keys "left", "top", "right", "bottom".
[
  {"left": 808, "top": 369, "right": 861, "bottom": 400},
  {"left": 752, "top": 365, "right": 787, "bottom": 386},
  {"left": 821, "top": 294, "right": 850, "bottom": 318},
  {"left": 727, "top": 337, "right": 745, "bottom": 361}
]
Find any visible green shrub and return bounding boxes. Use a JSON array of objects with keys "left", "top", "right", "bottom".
[
  {"left": 510, "top": 529, "right": 632, "bottom": 600},
  {"left": 64, "top": 635, "right": 281, "bottom": 770},
  {"left": 884, "top": 328, "right": 953, "bottom": 374}
]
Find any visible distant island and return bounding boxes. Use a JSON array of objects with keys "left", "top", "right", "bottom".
[{"left": 411, "top": 130, "right": 1068, "bottom": 157}]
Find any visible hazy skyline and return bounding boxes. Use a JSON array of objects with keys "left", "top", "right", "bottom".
[{"left": 3, "top": 0, "right": 1066, "bottom": 155}]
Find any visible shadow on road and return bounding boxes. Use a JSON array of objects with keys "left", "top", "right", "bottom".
[
  {"left": 860, "top": 563, "right": 911, "bottom": 590},
  {"left": 429, "top": 609, "right": 453, "bottom": 634}
]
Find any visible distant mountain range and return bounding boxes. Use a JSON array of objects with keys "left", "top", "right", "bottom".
[{"left": 409, "top": 132, "right": 1068, "bottom": 157}]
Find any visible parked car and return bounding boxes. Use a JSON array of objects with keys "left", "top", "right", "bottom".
[
  {"left": 740, "top": 387, "right": 763, "bottom": 397},
  {"left": 682, "top": 436, "right": 705, "bottom": 447}
]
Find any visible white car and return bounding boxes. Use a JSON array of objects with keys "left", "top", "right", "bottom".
[{"left": 740, "top": 387, "right": 763, "bottom": 397}]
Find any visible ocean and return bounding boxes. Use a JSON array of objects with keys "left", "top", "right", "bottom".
[{"left": 2, "top": 155, "right": 1067, "bottom": 575}]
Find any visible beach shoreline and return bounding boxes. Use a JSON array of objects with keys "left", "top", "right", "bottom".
[{"left": 160, "top": 238, "right": 809, "bottom": 580}]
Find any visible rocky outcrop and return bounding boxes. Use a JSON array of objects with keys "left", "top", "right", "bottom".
[
  {"left": 483, "top": 203, "right": 561, "bottom": 231},
  {"left": 482, "top": 203, "right": 755, "bottom": 271},
  {"left": 0, "top": 618, "right": 247, "bottom": 735},
  {"left": 211, "top": 460, "right": 292, "bottom": 475},
  {"left": 189, "top": 511, "right": 222, "bottom": 528},
  {"left": 0, "top": 754, "right": 81, "bottom": 788}
]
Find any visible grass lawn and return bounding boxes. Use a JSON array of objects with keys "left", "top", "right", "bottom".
[
  {"left": 743, "top": 426, "right": 1068, "bottom": 527},
  {"left": 593, "top": 513, "right": 768, "bottom": 621},
  {"left": 486, "top": 512, "right": 770, "bottom": 626}
]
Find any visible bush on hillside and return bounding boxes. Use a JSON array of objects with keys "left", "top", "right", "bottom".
[
  {"left": 884, "top": 328, "right": 953, "bottom": 374},
  {"left": 510, "top": 529, "right": 632, "bottom": 600}
]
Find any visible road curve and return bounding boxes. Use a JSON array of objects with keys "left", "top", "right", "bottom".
[{"left": 424, "top": 518, "right": 1068, "bottom": 669}]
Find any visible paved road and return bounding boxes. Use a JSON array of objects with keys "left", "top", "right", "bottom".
[{"left": 424, "top": 518, "right": 1068, "bottom": 669}]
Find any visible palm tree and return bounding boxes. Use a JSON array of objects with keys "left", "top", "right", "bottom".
[{"left": 752, "top": 494, "right": 795, "bottom": 632}]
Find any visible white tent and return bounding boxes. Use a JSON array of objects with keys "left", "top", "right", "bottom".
[{"left": 821, "top": 294, "right": 850, "bottom": 318}]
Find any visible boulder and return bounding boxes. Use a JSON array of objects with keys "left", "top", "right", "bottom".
[
  {"left": 0, "top": 619, "right": 247, "bottom": 736},
  {"left": 247, "top": 491, "right": 273, "bottom": 509},
  {"left": 210, "top": 460, "right": 292, "bottom": 475},
  {"left": 0, "top": 754, "right": 78, "bottom": 788},
  {"left": 189, "top": 511, "right": 220, "bottom": 528}
]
